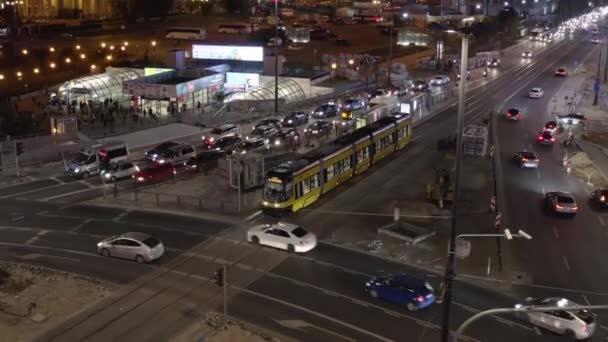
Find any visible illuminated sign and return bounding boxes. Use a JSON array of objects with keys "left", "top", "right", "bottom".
[
  {"left": 192, "top": 45, "right": 264, "bottom": 62},
  {"left": 268, "top": 177, "right": 283, "bottom": 184},
  {"left": 226, "top": 72, "right": 260, "bottom": 89},
  {"left": 144, "top": 67, "right": 173, "bottom": 76}
]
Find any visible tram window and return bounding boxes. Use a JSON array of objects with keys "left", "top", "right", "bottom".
[
  {"left": 343, "top": 157, "right": 351, "bottom": 171},
  {"left": 310, "top": 174, "right": 319, "bottom": 189},
  {"left": 326, "top": 165, "right": 335, "bottom": 181}
]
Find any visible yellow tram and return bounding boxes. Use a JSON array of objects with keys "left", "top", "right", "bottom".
[{"left": 262, "top": 114, "right": 413, "bottom": 213}]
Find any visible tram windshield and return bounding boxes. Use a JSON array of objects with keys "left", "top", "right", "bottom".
[{"left": 264, "top": 176, "right": 292, "bottom": 202}]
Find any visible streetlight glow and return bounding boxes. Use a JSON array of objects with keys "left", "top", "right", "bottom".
[
  {"left": 476, "top": 3, "right": 481, "bottom": 9},
  {"left": 91, "top": 64, "right": 97, "bottom": 70},
  {"left": 402, "top": 12, "right": 408, "bottom": 18},
  {"left": 331, "top": 63, "right": 337, "bottom": 69},
  {"left": 123, "top": 41, "right": 129, "bottom": 46},
  {"left": 65, "top": 57, "right": 71, "bottom": 64},
  {"left": 348, "top": 59, "right": 354, "bottom": 65},
  {"left": 151, "top": 40, "right": 157, "bottom": 46},
  {"left": 33, "top": 68, "right": 39, "bottom": 74},
  {"left": 21, "top": 49, "right": 28, "bottom": 55},
  {"left": 75, "top": 44, "right": 81, "bottom": 50},
  {"left": 106, "top": 55, "right": 113, "bottom": 61},
  {"left": 16, "top": 71, "right": 22, "bottom": 77},
  {"left": 110, "top": 45, "right": 115, "bottom": 50},
  {"left": 0, "top": 74, "right": 4, "bottom": 80},
  {"left": 120, "top": 46, "right": 126, "bottom": 51},
  {"left": 101, "top": 42, "right": 106, "bottom": 48},
  {"left": 80, "top": 53, "right": 86, "bottom": 59},
  {"left": 49, "top": 46, "right": 55, "bottom": 52},
  {"left": 49, "top": 62, "right": 56, "bottom": 69}
]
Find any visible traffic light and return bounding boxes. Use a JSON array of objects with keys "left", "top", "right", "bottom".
[
  {"left": 16, "top": 142, "right": 23, "bottom": 156},
  {"left": 213, "top": 267, "right": 224, "bottom": 287}
]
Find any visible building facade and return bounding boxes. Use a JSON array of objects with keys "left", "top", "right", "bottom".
[{"left": 17, "top": 0, "right": 112, "bottom": 18}]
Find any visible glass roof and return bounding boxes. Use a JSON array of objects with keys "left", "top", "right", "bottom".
[
  {"left": 225, "top": 78, "right": 306, "bottom": 104},
  {"left": 58, "top": 68, "right": 144, "bottom": 103}
]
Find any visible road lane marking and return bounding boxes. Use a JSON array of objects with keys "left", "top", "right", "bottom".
[
  {"left": 25, "top": 230, "right": 49, "bottom": 245},
  {"left": 541, "top": 187, "right": 546, "bottom": 195},
  {"left": 112, "top": 211, "right": 130, "bottom": 222},
  {"left": 40, "top": 186, "right": 101, "bottom": 201},
  {"left": 351, "top": 299, "right": 369, "bottom": 307},
  {"left": 0, "top": 182, "right": 69, "bottom": 199},
  {"left": 50, "top": 176, "right": 66, "bottom": 184},
  {"left": 78, "top": 180, "right": 97, "bottom": 189},
  {"left": 512, "top": 282, "right": 608, "bottom": 297},
  {"left": 562, "top": 256, "right": 571, "bottom": 271},
  {"left": 11, "top": 216, "right": 24, "bottom": 221},
  {"left": 383, "top": 310, "right": 400, "bottom": 317},
  {"left": 553, "top": 226, "right": 559, "bottom": 239},
  {"left": 599, "top": 216, "right": 606, "bottom": 226},
  {"left": 533, "top": 326, "right": 542, "bottom": 335},
  {"left": 582, "top": 294, "right": 591, "bottom": 305},
  {"left": 36, "top": 210, "right": 48, "bottom": 215},
  {"left": 70, "top": 218, "right": 92, "bottom": 232}
]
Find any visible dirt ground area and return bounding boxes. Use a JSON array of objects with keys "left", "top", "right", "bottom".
[
  {"left": 170, "top": 314, "right": 284, "bottom": 342},
  {"left": 0, "top": 262, "right": 113, "bottom": 342},
  {"left": 583, "top": 131, "right": 608, "bottom": 147},
  {"left": 568, "top": 150, "right": 608, "bottom": 187}
]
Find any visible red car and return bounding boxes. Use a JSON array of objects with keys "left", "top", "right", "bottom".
[
  {"left": 555, "top": 68, "right": 567, "bottom": 77},
  {"left": 505, "top": 108, "right": 521, "bottom": 121},
  {"left": 132, "top": 164, "right": 176, "bottom": 184}
]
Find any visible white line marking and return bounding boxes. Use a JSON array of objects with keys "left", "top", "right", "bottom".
[
  {"left": 112, "top": 211, "right": 129, "bottom": 222},
  {"left": 534, "top": 326, "right": 542, "bottom": 335},
  {"left": 50, "top": 176, "right": 65, "bottom": 184},
  {"left": 70, "top": 218, "right": 92, "bottom": 232},
  {"left": 0, "top": 182, "right": 67, "bottom": 199},
  {"left": 40, "top": 186, "right": 101, "bottom": 201},
  {"left": 351, "top": 299, "right": 369, "bottom": 307},
  {"left": 11, "top": 216, "right": 24, "bottom": 221},
  {"left": 582, "top": 294, "right": 591, "bottom": 305},
  {"left": 25, "top": 230, "right": 49, "bottom": 245},
  {"left": 36, "top": 210, "right": 48, "bottom": 215},
  {"left": 383, "top": 310, "right": 400, "bottom": 318},
  {"left": 600, "top": 325, "right": 608, "bottom": 332},
  {"left": 553, "top": 226, "right": 559, "bottom": 239},
  {"left": 541, "top": 187, "right": 546, "bottom": 195},
  {"left": 563, "top": 255, "right": 571, "bottom": 271},
  {"left": 78, "top": 180, "right": 97, "bottom": 189},
  {"left": 59, "top": 204, "right": 73, "bottom": 210},
  {"left": 599, "top": 216, "right": 606, "bottom": 226}
]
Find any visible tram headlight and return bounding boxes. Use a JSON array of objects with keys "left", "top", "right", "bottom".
[{"left": 263, "top": 201, "right": 269, "bottom": 206}]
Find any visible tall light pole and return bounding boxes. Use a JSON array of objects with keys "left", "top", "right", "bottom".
[
  {"left": 594, "top": 50, "right": 601, "bottom": 106},
  {"left": 440, "top": 32, "right": 469, "bottom": 342},
  {"left": 274, "top": 0, "right": 279, "bottom": 114},
  {"left": 603, "top": 41, "right": 608, "bottom": 83},
  {"left": 387, "top": 0, "right": 394, "bottom": 88}
]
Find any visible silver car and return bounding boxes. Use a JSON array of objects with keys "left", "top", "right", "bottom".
[
  {"left": 247, "top": 222, "right": 317, "bottom": 253},
  {"left": 97, "top": 232, "right": 165, "bottom": 263},
  {"left": 545, "top": 191, "right": 578, "bottom": 215},
  {"left": 101, "top": 161, "right": 139, "bottom": 182},
  {"left": 515, "top": 297, "right": 596, "bottom": 340}
]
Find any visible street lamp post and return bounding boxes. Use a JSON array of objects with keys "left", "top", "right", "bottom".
[
  {"left": 387, "top": 0, "right": 394, "bottom": 87},
  {"left": 440, "top": 32, "right": 469, "bottom": 342},
  {"left": 594, "top": 50, "right": 602, "bottom": 106},
  {"left": 274, "top": 0, "right": 279, "bottom": 114}
]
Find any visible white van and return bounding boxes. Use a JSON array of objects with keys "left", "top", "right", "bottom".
[{"left": 67, "top": 141, "right": 129, "bottom": 178}]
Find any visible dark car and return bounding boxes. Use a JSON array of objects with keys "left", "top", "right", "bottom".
[
  {"left": 185, "top": 150, "right": 224, "bottom": 173},
  {"left": 305, "top": 120, "right": 333, "bottom": 136},
  {"left": 254, "top": 118, "right": 282, "bottom": 130},
  {"left": 132, "top": 164, "right": 176, "bottom": 184},
  {"left": 248, "top": 125, "right": 279, "bottom": 139},
  {"left": 282, "top": 111, "right": 309, "bottom": 127},
  {"left": 591, "top": 189, "right": 608, "bottom": 209},
  {"left": 537, "top": 130, "right": 556, "bottom": 145},
  {"left": 487, "top": 58, "right": 501, "bottom": 67},
  {"left": 234, "top": 138, "right": 267, "bottom": 154},
  {"left": 555, "top": 68, "right": 568, "bottom": 76},
  {"left": 312, "top": 104, "right": 338, "bottom": 118},
  {"left": 270, "top": 128, "right": 301, "bottom": 148},
  {"left": 145, "top": 141, "right": 180, "bottom": 161},
  {"left": 545, "top": 191, "right": 578, "bottom": 215},
  {"left": 411, "top": 80, "right": 429, "bottom": 92},
  {"left": 365, "top": 274, "right": 436, "bottom": 311},
  {"left": 341, "top": 98, "right": 366, "bottom": 111},
  {"left": 212, "top": 135, "right": 242, "bottom": 153},
  {"left": 335, "top": 38, "right": 351, "bottom": 46},
  {"left": 505, "top": 108, "right": 521, "bottom": 121}
]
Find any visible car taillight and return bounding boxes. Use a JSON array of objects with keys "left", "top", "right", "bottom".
[
  {"left": 522, "top": 157, "right": 528, "bottom": 161},
  {"left": 556, "top": 204, "right": 564, "bottom": 209},
  {"left": 416, "top": 296, "right": 425, "bottom": 302},
  {"left": 551, "top": 137, "right": 555, "bottom": 142},
  {"left": 538, "top": 136, "right": 544, "bottom": 140},
  {"left": 572, "top": 205, "right": 578, "bottom": 210},
  {"left": 601, "top": 195, "right": 606, "bottom": 201}
]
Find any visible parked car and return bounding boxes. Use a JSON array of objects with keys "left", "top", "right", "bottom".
[
  {"left": 312, "top": 104, "right": 338, "bottom": 118},
  {"left": 557, "top": 113, "right": 588, "bottom": 126},
  {"left": 341, "top": 98, "right": 366, "bottom": 111},
  {"left": 101, "top": 160, "right": 139, "bottom": 182},
  {"left": 155, "top": 143, "right": 196, "bottom": 165},
  {"left": 185, "top": 150, "right": 224, "bottom": 173},
  {"left": 145, "top": 141, "right": 180, "bottom": 161},
  {"left": 254, "top": 118, "right": 282, "bottom": 130},
  {"left": 202, "top": 124, "right": 238, "bottom": 148},
  {"left": 305, "top": 120, "right": 333, "bottom": 136},
  {"left": 247, "top": 222, "right": 317, "bottom": 253},
  {"left": 335, "top": 38, "right": 351, "bottom": 46},
  {"left": 365, "top": 274, "right": 436, "bottom": 311},
  {"left": 590, "top": 188, "right": 608, "bottom": 209},
  {"left": 97, "top": 232, "right": 165, "bottom": 264},
  {"left": 429, "top": 75, "right": 450, "bottom": 86},
  {"left": 514, "top": 297, "right": 596, "bottom": 340},
  {"left": 368, "top": 88, "right": 392, "bottom": 100},
  {"left": 282, "top": 111, "right": 309, "bottom": 127},
  {"left": 234, "top": 137, "right": 267, "bottom": 154},
  {"left": 132, "top": 163, "right": 176, "bottom": 184}
]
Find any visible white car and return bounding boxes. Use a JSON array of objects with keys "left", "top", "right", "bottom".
[
  {"left": 247, "top": 222, "right": 317, "bottom": 253},
  {"left": 522, "top": 50, "right": 532, "bottom": 58},
  {"left": 529, "top": 87, "right": 544, "bottom": 98},
  {"left": 515, "top": 297, "right": 596, "bottom": 340},
  {"left": 97, "top": 232, "right": 165, "bottom": 263},
  {"left": 592, "top": 38, "right": 600, "bottom": 44},
  {"left": 101, "top": 161, "right": 139, "bottom": 182},
  {"left": 429, "top": 75, "right": 450, "bottom": 86}
]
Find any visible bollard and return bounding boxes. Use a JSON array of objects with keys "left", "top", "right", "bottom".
[
  {"left": 394, "top": 206, "right": 400, "bottom": 222},
  {"left": 177, "top": 195, "right": 181, "bottom": 207},
  {"left": 113, "top": 183, "right": 118, "bottom": 198},
  {"left": 155, "top": 193, "right": 159, "bottom": 206}
]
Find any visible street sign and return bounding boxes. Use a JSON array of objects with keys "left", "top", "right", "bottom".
[{"left": 495, "top": 212, "right": 502, "bottom": 228}]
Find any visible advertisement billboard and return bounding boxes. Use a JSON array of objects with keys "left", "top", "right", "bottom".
[
  {"left": 226, "top": 72, "right": 260, "bottom": 89},
  {"left": 144, "top": 67, "right": 173, "bottom": 76},
  {"left": 192, "top": 45, "right": 264, "bottom": 62}
]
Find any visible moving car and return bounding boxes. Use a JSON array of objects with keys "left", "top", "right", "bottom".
[
  {"left": 247, "top": 222, "right": 317, "bottom": 253},
  {"left": 254, "top": 118, "right": 282, "bottom": 130},
  {"left": 211, "top": 135, "right": 242, "bottom": 153},
  {"left": 368, "top": 88, "right": 391, "bottom": 100},
  {"left": 505, "top": 108, "right": 521, "bottom": 121},
  {"left": 305, "top": 120, "right": 333, "bottom": 136},
  {"left": 514, "top": 297, "right": 596, "bottom": 340},
  {"left": 269, "top": 128, "right": 301, "bottom": 148},
  {"left": 537, "top": 130, "right": 556, "bottom": 145},
  {"left": 522, "top": 50, "right": 532, "bottom": 58},
  {"left": 543, "top": 121, "right": 559, "bottom": 133},
  {"left": 185, "top": 150, "right": 224, "bottom": 173},
  {"left": 529, "top": 87, "right": 544, "bottom": 98},
  {"left": 282, "top": 111, "right": 309, "bottom": 127},
  {"left": 487, "top": 58, "right": 501, "bottom": 67},
  {"left": 145, "top": 141, "right": 179, "bottom": 161},
  {"left": 97, "top": 232, "right": 165, "bottom": 264},
  {"left": 590, "top": 188, "right": 608, "bottom": 209},
  {"left": 456, "top": 70, "right": 470, "bottom": 80},
  {"left": 155, "top": 143, "right": 195, "bottom": 165},
  {"left": 248, "top": 125, "right": 279, "bottom": 139},
  {"left": 341, "top": 98, "right": 366, "bottom": 111},
  {"left": 312, "top": 104, "right": 338, "bottom": 118},
  {"left": 592, "top": 38, "right": 600, "bottom": 44},
  {"left": 132, "top": 163, "right": 176, "bottom": 184},
  {"left": 513, "top": 151, "right": 539, "bottom": 168},
  {"left": 411, "top": 79, "right": 429, "bottom": 92},
  {"left": 101, "top": 160, "right": 139, "bottom": 182},
  {"left": 557, "top": 113, "right": 588, "bottom": 126},
  {"left": 365, "top": 274, "right": 436, "bottom": 311},
  {"left": 545, "top": 191, "right": 578, "bottom": 214},
  {"left": 202, "top": 124, "right": 238, "bottom": 148},
  {"left": 234, "top": 137, "right": 267, "bottom": 154},
  {"left": 429, "top": 75, "right": 450, "bottom": 86},
  {"left": 555, "top": 68, "right": 568, "bottom": 76}
]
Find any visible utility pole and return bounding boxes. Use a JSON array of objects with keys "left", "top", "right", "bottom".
[
  {"left": 213, "top": 265, "right": 228, "bottom": 330},
  {"left": 387, "top": 0, "right": 394, "bottom": 88},
  {"left": 594, "top": 50, "right": 602, "bottom": 106},
  {"left": 604, "top": 42, "right": 608, "bottom": 84},
  {"left": 440, "top": 33, "right": 469, "bottom": 342},
  {"left": 274, "top": 0, "right": 279, "bottom": 114}
]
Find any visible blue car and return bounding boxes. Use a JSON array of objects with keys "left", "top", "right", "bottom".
[{"left": 365, "top": 274, "right": 436, "bottom": 311}]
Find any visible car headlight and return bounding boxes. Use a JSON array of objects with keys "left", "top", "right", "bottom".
[
  {"left": 137, "top": 177, "right": 145, "bottom": 181},
  {"left": 104, "top": 173, "right": 111, "bottom": 178},
  {"left": 275, "top": 140, "right": 281, "bottom": 146},
  {"left": 262, "top": 201, "right": 269, "bottom": 206},
  {"left": 74, "top": 168, "right": 81, "bottom": 173},
  {"left": 274, "top": 203, "right": 280, "bottom": 208},
  {"left": 288, "top": 120, "right": 293, "bottom": 123},
  {"left": 158, "top": 159, "right": 165, "bottom": 164}
]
